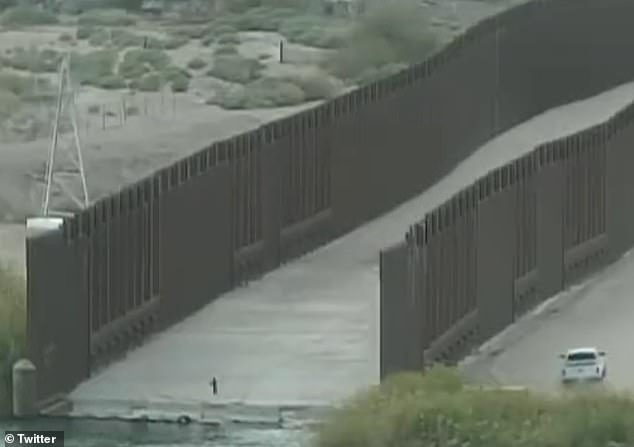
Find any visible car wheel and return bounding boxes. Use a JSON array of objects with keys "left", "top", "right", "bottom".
[{"left": 602, "top": 367, "right": 607, "bottom": 378}]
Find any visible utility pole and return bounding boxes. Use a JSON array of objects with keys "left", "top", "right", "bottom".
[{"left": 41, "top": 53, "right": 90, "bottom": 218}]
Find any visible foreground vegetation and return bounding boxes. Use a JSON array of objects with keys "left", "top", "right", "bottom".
[
  {"left": 0, "top": 265, "right": 26, "bottom": 415},
  {"left": 317, "top": 367, "right": 634, "bottom": 447}
]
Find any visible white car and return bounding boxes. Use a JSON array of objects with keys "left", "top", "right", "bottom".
[{"left": 559, "top": 347, "right": 607, "bottom": 383}]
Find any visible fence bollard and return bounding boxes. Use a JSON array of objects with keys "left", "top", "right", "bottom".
[
  {"left": 279, "top": 40, "right": 284, "bottom": 63},
  {"left": 12, "top": 359, "right": 37, "bottom": 418}
]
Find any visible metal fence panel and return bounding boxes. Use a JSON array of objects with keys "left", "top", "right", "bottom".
[
  {"left": 535, "top": 159, "right": 565, "bottom": 301},
  {"left": 380, "top": 242, "right": 420, "bottom": 379},
  {"left": 476, "top": 183, "right": 517, "bottom": 342},
  {"left": 606, "top": 123, "right": 634, "bottom": 259},
  {"left": 158, "top": 165, "right": 233, "bottom": 328},
  {"left": 26, "top": 230, "right": 89, "bottom": 404}
]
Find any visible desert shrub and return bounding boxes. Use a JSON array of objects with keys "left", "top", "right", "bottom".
[
  {"left": 78, "top": 8, "right": 136, "bottom": 26},
  {"left": 212, "top": 77, "right": 305, "bottom": 109},
  {"left": 0, "top": 89, "right": 20, "bottom": 122},
  {"left": 323, "top": 0, "right": 439, "bottom": 81},
  {"left": 352, "top": 62, "right": 407, "bottom": 86},
  {"left": 76, "top": 25, "right": 95, "bottom": 40},
  {"left": 216, "top": 32, "right": 240, "bottom": 45},
  {"left": 214, "top": 43, "right": 239, "bottom": 56},
  {"left": 134, "top": 72, "right": 162, "bottom": 91},
  {"left": 94, "top": 74, "right": 126, "bottom": 89},
  {"left": 87, "top": 28, "right": 110, "bottom": 46},
  {"left": 207, "top": 55, "right": 263, "bottom": 84},
  {"left": 284, "top": 71, "right": 343, "bottom": 100},
  {"left": 228, "top": 6, "right": 295, "bottom": 32},
  {"left": 187, "top": 57, "right": 207, "bottom": 70},
  {"left": 279, "top": 15, "right": 346, "bottom": 49},
  {"left": 5, "top": 47, "right": 61, "bottom": 73},
  {"left": 224, "top": 0, "right": 303, "bottom": 14},
  {"left": 119, "top": 49, "right": 171, "bottom": 79},
  {"left": 173, "top": 25, "right": 209, "bottom": 39},
  {"left": 214, "top": 24, "right": 239, "bottom": 36},
  {"left": 110, "top": 29, "right": 144, "bottom": 48},
  {"left": 169, "top": 72, "right": 189, "bottom": 92},
  {"left": 118, "top": 59, "right": 147, "bottom": 79},
  {"left": 200, "top": 35, "right": 215, "bottom": 47},
  {"left": 162, "top": 65, "right": 191, "bottom": 80},
  {"left": 0, "top": 72, "right": 32, "bottom": 97},
  {"left": 159, "top": 36, "right": 190, "bottom": 50},
  {"left": 316, "top": 367, "right": 634, "bottom": 447},
  {"left": 0, "top": 265, "right": 26, "bottom": 415},
  {"left": 59, "top": 33, "right": 74, "bottom": 42},
  {"left": 69, "top": 50, "right": 117, "bottom": 85},
  {"left": 0, "top": 5, "right": 58, "bottom": 26},
  {"left": 130, "top": 73, "right": 164, "bottom": 92},
  {"left": 200, "top": 24, "right": 239, "bottom": 46}
]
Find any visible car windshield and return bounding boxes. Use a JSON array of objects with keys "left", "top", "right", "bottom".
[{"left": 566, "top": 352, "right": 596, "bottom": 362}]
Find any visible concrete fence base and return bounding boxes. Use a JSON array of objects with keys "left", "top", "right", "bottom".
[{"left": 12, "top": 358, "right": 37, "bottom": 418}]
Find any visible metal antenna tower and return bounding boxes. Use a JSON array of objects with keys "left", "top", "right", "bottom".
[{"left": 41, "top": 53, "right": 90, "bottom": 217}]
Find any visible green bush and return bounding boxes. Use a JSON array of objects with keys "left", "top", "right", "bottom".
[
  {"left": 59, "top": 33, "right": 74, "bottom": 42},
  {"left": 323, "top": 0, "right": 439, "bottom": 81},
  {"left": 216, "top": 33, "right": 240, "bottom": 45},
  {"left": 119, "top": 49, "right": 171, "bottom": 79},
  {"left": 223, "top": 0, "right": 303, "bottom": 14},
  {"left": 134, "top": 72, "right": 162, "bottom": 92},
  {"left": 284, "top": 72, "right": 343, "bottom": 100},
  {"left": 76, "top": 25, "right": 95, "bottom": 40},
  {"left": 0, "top": 72, "right": 32, "bottom": 97},
  {"left": 169, "top": 73, "right": 189, "bottom": 92},
  {"left": 0, "top": 5, "right": 58, "bottom": 26},
  {"left": 69, "top": 50, "right": 117, "bottom": 85},
  {"left": 214, "top": 24, "right": 239, "bottom": 36},
  {"left": 212, "top": 77, "right": 305, "bottom": 109},
  {"left": 214, "top": 44, "right": 239, "bottom": 56},
  {"left": 0, "top": 89, "right": 20, "bottom": 122},
  {"left": 111, "top": 29, "right": 145, "bottom": 48},
  {"left": 160, "top": 36, "right": 190, "bottom": 50},
  {"left": 87, "top": 28, "right": 110, "bottom": 46},
  {"left": 229, "top": 6, "right": 295, "bottom": 32},
  {"left": 201, "top": 35, "right": 215, "bottom": 47},
  {"left": 280, "top": 15, "right": 347, "bottom": 49},
  {"left": 5, "top": 47, "right": 61, "bottom": 73},
  {"left": 207, "top": 55, "right": 263, "bottom": 84},
  {"left": 78, "top": 9, "right": 137, "bottom": 26},
  {"left": 352, "top": 63, "right": 407, "bottom": 86},
  {"left": 187, "top": 57, "right": 207, "bottom": 70},
  {"left": 94, "top": 74, "right": 126, "bottom": 89},
  {"left": 317, "top": 367, "right": 634, "bottom": 447},
  {"left": 200, "top": 24, "right": 239, "bottom": 46},
  {"left": 173, "top": 25, "right": 209, "bottom": 39},
  {"left": 0, "top": 265, "right": 26, "bottom": 415},
  {"left": 162, "top": 65, "right": 191, "bottom": 80}
]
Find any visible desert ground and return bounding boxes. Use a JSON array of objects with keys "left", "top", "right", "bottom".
[{"left": 0, "top": 0, "right": 517, "bottom": 274}]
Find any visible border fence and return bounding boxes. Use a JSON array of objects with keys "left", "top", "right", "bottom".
[
  {"left": 27, "top": 0, "right": 634, "bottom": 404},
  {"left": 379, "top": 112, "right": 634, "bottom": 377}
]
